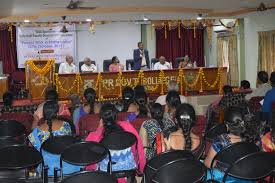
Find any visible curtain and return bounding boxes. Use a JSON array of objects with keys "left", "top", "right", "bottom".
[
  {"left": 156, "top": 27, "right": 204, "bottom": 67},
  {"left": 217, "top": 35, "right": 239, "bottom": 86},
  {"left": 0, "top": 26, "right": 17, "bottom": 74},
  {"left": 258, "top": 30, "right": 275, "bottom": 75}
]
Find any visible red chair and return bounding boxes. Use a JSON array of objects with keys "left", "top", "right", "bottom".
[
  {"left": 10, "top": 71, "right": 26, "bottom": 92},
  {"left": 192, "top": 115, "right": 207, "bottom": 136},
  {"left": 0, "top": 112, "right": 33, "bottom": 134},
  {"left": 248, "top": 96, "right": 264, "bottom": 114},
  {"left": 117, "top": 112, "right": 130, "bottom": 121},
  {"left": 78, "top": 114, "right": 100, "bottom": 137},
  {"left": 130, "top": 117, "right": 149, "bottom": 131}
]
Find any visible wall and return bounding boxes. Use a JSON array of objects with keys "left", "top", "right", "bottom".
[
  {"left": 76, "top": 22, "right": 141, "bottom": 71},
  {"left": 244, "top": 12, "right": 275, "bottom": 88}
]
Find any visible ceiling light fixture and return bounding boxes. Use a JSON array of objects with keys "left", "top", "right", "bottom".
[
  {"left": 86, "top": 18, "right": 92, "bottom": 22},
  {"left": 143, "top": 16, "right": 149, "bottom": 21},
  {"left": 197, "top": 14, "right": 203, "bottom": 20},
  {"left": 24, "top": 19, "right": 30, "bottom": 23}
]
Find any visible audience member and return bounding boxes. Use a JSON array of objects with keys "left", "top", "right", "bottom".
[
  {"left": 153, "top": 56, "right": 171, "bottom": 70},
  {"left": 155, "top": 80, "right": 187, "bottom": 105},
  {"left": 139, "top": 103, "right": 175, "bottom": 160},
  {"left": 86, "top": 103, "right": 145, "bottom": 183},
  {"left": 28, "top": 101, "right": 79, "bottom": 176},
  {"left": 261, "top": 112, "right": 275, "bottom": 152},
  {"left": 262, "top": 71, "right": 275, "bottom": 120},
  {"left": 81, "top": 57, "right": 97, "bottom": 72},
  {"left": 204, "top": 107, "right": 252, "bottom": 182},
  {"left": 73, "top": 88, "right": 100, "bottom": 131},
  {"left": 0, "top": 91, "right": 37, "bottom": 114},
  {"left": 116, "top": 87, "right": 136, "bottom": 112},
  {"left": 218, "top": 85, "right": 246, "bottom": 110},
  {"left": 68, "top": 94, "right": 81, "bottom": 115},
  {"left": 109, "top": 56, "right": 124, "bottom": 72},
  {"left": 245, "top": 71, "right": 272, "bottom": 100},
  {"left": 134, "top": 92, "right": 150, "bottom": 118},
  {"left": 156, "top": 103, "right": 200, "bottom": 153},
  {"left": 240, "top": 80, "right": 251, "bottom": 90},
  {"left": 33, "top": 88, "right": 70, "bottom": 128},
  {"left": 164, "top": 91, "right": 181, "bottom": 120},
  {"left": 58, "top": 55, "right": 77, "bottom": 74}
]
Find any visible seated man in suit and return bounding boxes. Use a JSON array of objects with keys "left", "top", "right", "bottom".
[
  {"left": 153, "top": 56, "right": 171, "bottom": 70},
  {"left": 81, "top": 57, "right": 97, "bottom": 73},
  {"left": 58, "top": 55, "right": 77, "bottom": 74},
  {"left": 133, "top": 42, "right": 150, "bottom": 70}
]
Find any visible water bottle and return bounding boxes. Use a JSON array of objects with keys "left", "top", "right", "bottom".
[{"left": 193, "top": 61, "right": 197, "bottom": 68}]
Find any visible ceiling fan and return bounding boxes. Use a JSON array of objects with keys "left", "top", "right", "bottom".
[
  {"left": 66, "top": 0, "right": 97, "bottom": 10},
  {"left": 241, "top": 2, "right": 275, "bottom": 14}
]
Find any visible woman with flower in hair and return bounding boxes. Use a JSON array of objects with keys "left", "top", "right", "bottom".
[{"left": 204, "top": 107, "right": 254, "bottom": 183}]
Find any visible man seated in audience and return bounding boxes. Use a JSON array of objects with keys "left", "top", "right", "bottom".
[
  {"left": 81, "top": 57, "right": 97, "bottom": 72},
  {"left": 262, "top": 72, "right": 275, "bottom": 120},
  {"left": 153, "top": 56, "right": 171, "bottom": 70},
  {"left": 245, "top": 71, "right": 271, "bottom": 101},
  {"left": 0, "top": 91, "right": 37, "bottom": 114},
  {"left": 240, "top": 80, "right": 252, "bottom": 92},
  {"left": 58, "top": 55, "right": 77, "bottom": 74},
  {"left": 155, "top": 80, "right": 187, "bottom": 105}
]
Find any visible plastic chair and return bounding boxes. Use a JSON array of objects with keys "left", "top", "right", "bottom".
[
  {"left": 100, "top": 131, "right": 138, "bottom": 183},
  {"left": 126, "top": 59, "right": 134, "bottom": 70},
  {"left": 151, "top": 159, "right": 207, "bottom": 183},
  {"left": 248, "top": 96, "right": 264, "bottom": 114},
  {"left": 143, "top": 150, "right": 195, "bottom": 183},
  {"left": 222, "top": 152, "right": 275, "bottom": 183},
  {"left": 0, "top": 120, "right": 27, "bottom": 148},
  {"left": 151, "top": 58, "right": 158, "bottom": 68},
  {"left": 117, "top": 112, "right": 130, "bottom": 121},
  {"left": 0, "top": 112, "right": 33, "bottom": 134},
  {"left": 60, "top": 171, "right": 116, "bottom": 183},
  {"left": 209, "top": 142, "right": 260, "bottom": 182},
  {"left": 40, "top": 136, "right": 80, "bottom": 182},
  {"left": 78, "top": 114, "right": 100, "bottom": 137},
  {"left": 0, "top": 145, "right": 45, "bottom": 182},
  {"left": 60, "top": 142, "right": 110, "bottom": 179}
]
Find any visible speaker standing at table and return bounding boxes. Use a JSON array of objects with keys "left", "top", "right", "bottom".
[{"left": 133, "top": 42, "right": 150, "bottom": 70}]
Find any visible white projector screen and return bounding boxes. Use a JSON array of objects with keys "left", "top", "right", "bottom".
[{"left": 76, "top": 22, "right": 141, "bottom": 71}]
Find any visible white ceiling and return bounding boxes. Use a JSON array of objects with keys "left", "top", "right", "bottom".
[{"left": 0, "top": 0, "right": 275, "bottom": 21}]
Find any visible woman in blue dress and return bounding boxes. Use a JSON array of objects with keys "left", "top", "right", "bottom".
[
  {"left": 204, "top": 107, "right": 255, "bottom": 183},
  {"left": 28, "top": 101, "right": 81, "bottom": 176}
]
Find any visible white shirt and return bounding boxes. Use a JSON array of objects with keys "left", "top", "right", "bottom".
[
  {"left": 153, "top": 62, "right": 171, "bottom": 70},
  {"left": 140, "top": 50, "right": 146, "bottom": 66},
  {"left": 58, "top": 62, "right": 77, "bottom": 74},
  {"left": 245, "top": 83, "right": 272, "bottom": 100},
  {"left": 155, "top": 94, "right": 187, "bottom": 105},
  {"left": 81, "top": 64, "right": 97, "bottom": 72}
]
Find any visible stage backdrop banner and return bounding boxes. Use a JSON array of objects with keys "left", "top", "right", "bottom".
[{"left": 16, "top": 24, "right": 76, "bottom": 68}]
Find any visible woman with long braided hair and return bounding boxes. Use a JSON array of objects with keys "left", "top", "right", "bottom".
[
  {"left": 158, "top": 103, "right": 200, "bottom": 153},
  {"left": 28, "top": 101, "right": 80, "bottom": 176},
  {"left": 204, "top": 107, "right": 254, "bottom": 183},
  {"left": 86, "top": 103, "right": 146, "bottom": 183}
]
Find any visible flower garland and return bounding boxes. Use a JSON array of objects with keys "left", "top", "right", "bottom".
[
  {"left": 181, "top": 68, "right": 202, "bottom": 88},
  {"left": 55, "top": 73, "right": 82, "bottom": 94},
  {"left": 25, "top": 59, "right": 55, "bottom": 88},
  {"left": 25, "top": 59, "right": 55, "bottom": 76}
]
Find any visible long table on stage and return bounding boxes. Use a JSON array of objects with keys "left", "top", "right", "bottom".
[{"left": 53, "top": 67, "right": 227, "bottom": 100}]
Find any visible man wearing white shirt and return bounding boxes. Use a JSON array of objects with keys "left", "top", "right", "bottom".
[
  {"left": 153, "top": 56, "right": 171, "bottom": 70},
  {"left": 81, "top": 57, "right": 97, "bottom": 72},
  {"left": 58, "top": 55, "right": 77, "bottom": 74}
]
